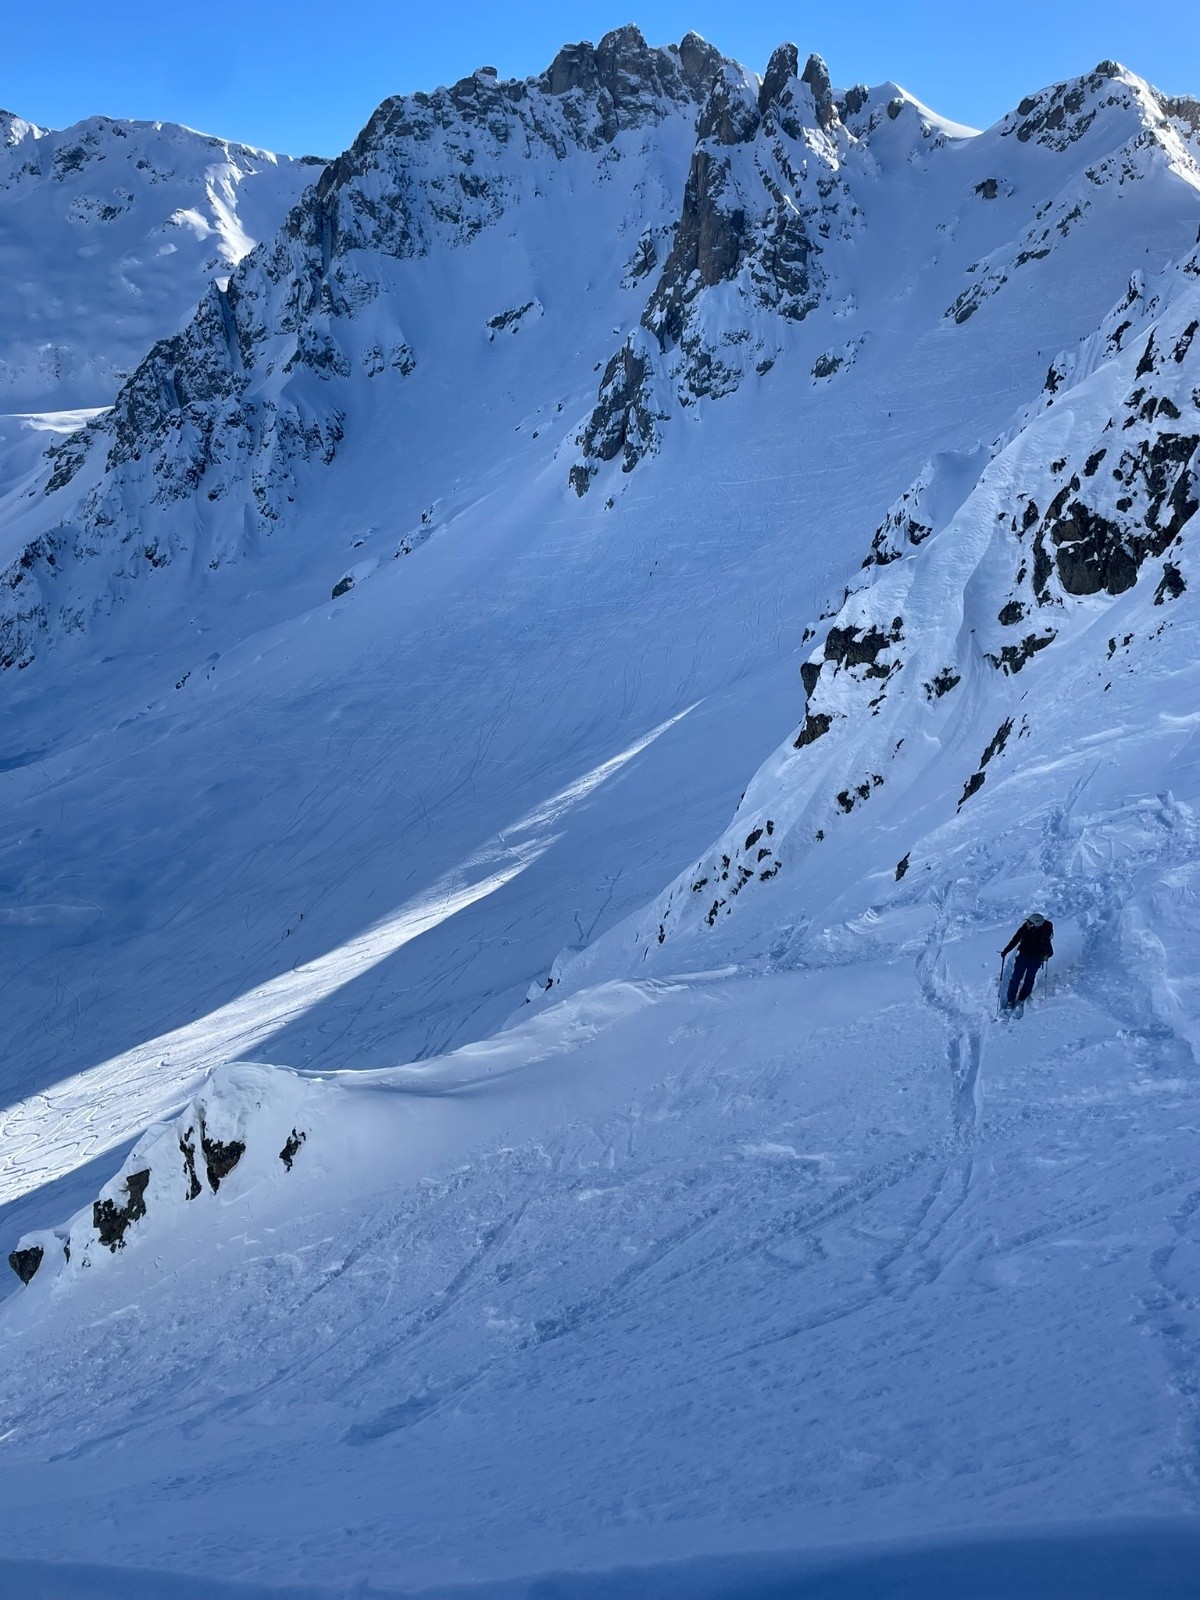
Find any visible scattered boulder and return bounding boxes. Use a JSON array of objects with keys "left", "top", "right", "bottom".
[
  {"left": 794, "top": 711, "right": 832, "bottom": 749},
  {"left": 987, "top": 630, "right": 1055, "bottom": 674},
  {"left": 1154, "top": 562, "right": 1186, "bottom": 604},
  {"left": 8, "top": 1245, "right": 44, "bottom": 1285},
  {"left": 924, "top": 668, "right": 961, "bottom": 700}
]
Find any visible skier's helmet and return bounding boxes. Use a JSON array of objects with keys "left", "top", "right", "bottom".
[{"left": 1028, "top": 912, "right": 1047, "bottom": 926}]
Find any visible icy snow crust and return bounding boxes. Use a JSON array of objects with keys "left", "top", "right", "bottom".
[{"left": 2, "top": 30, "right": 1200, "bottom": 1594}]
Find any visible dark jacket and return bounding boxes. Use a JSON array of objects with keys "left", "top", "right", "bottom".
[{"left": 1002, "top": 918, "right": 1054, "bottom": 963}]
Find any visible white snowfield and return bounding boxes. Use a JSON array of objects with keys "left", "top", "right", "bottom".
[
  {"left": 2, "top": 27, "right": 1200, "bottom": 1598},
  {"left": 0, "top": 108, "right": 321, "bottom": 413}
]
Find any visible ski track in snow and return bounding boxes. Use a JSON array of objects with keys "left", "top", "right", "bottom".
[{"left": 0, "top": 707, "right": 693, "bottom": 1207}]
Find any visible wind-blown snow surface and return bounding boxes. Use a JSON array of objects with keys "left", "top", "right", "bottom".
[
  {"left": 2, "top": 29, "right": 1200, "bottom": 1596},
  {"left": 0, "top": 109, "right": 320, "bottom": 413}
]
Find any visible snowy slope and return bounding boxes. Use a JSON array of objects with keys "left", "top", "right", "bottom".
[
  {"left": 2, "top": 30, "right": 1200, "bottom": 1598},
  {"left": 0, "top": 108, "right": 321, "bottom": 413},
  {"left": 587, "top": 245, "right": 1200, "bottom": 973}
]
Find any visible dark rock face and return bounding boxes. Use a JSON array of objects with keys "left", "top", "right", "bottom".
[
  {"left": 946, "top": 278, "right": 1007, "bottom": 325},
  {"left": 486, "top": 302, "right": 536, "bottom": 338},
  {"left": 958, "top": 718, "right": 1014, "bottom": 808},
  {"left": 201, "top": 1126, "right": 246, "bottom": 1192},
  {"left": 543, "top": 26, "right": 722, "bottom": 139},
  {"left": 677, "top": 31, "right": 724, "bottom": 94},
  {"left": 574, "top": 339, "right": 659, "bottom": 486},
  {"left": 982, "top": 718, "right": 1014, "bottom": 765},
  {"left": 824, "top": 617, "right": 903, "bottom": 677},
  {"left": 1004, "top": 63, "right": 1128, "bottom": 150},
  {"left": 1031, "top": 428, "right": 1198, "bottom": 598},
  {"left": 836, "top": 773, "right": 884, "bottom": 814},
  {"left": 759, "top": 44, "right": 798, "bottom": 116},
  {"left": 643, "top": 67, "right": 760, "bottom": 357},
  {"left": 800, "top": 54, "right": 837, "bottom": 130},
  {"left": 865, "top": 492, "right": 934, "bottom": 566},
  {"left": 8, "top": 1245, "right": 44, "bottom": 1284},
  {"left": 925, "top": 668, "right": 961, "bottom": 700},
  {"left": 575, "top": 41, "right": 850, "bottom": 488},
  {"left": 179, "top": 1131, "right": 203, "bottom": 1201},
  {"left": 958, "top": 770, "right": 986, "bottom": 807},
  {"left": 696, "top": 64, "right": 761, "bottom": 147},
  {"left": 1155, "top": 561, "right": 1186, "bottom": 603},
  {"left": 93, "top": 1169, "right": 151, "bottom": 1251},
  {"left": 794, "top": 711, "right": 832, "bottom": 749},
  {"left": 1052, "top": 504, "right": 1139, "bottom": 595},
  {"left": 1158, "top": 92, "right": 1200, "bottom": 133},
  {"left": 988, "top": 630, "right": 1055, "bottom": 674}
]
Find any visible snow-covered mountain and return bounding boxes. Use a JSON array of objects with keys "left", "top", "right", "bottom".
[
  {"left": 3, "top": 28, "right": 1200, "bottom": 1598},
  {"left": 0, "top": 108, "right": 322, "bottom": 414},
  {"left": 9, "top": 48, "right": 1200, "bottom": 674}
]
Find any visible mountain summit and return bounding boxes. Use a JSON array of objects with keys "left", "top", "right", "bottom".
[{"left": 0, "top": 111, "right": 321, "bottom": 413}]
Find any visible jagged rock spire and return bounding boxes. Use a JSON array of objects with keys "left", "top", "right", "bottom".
[
  {"left": 678, "top": 31, "right": 724, "bottom": 92},
  {"left": 801, "top": 53, "right": 838, "bottom": 129},
  {"left": 697, "top": 62, "right": 761, "bottom": 145},
  {"left": 759, "top": 44, "right": 799, "bottom": 114}
]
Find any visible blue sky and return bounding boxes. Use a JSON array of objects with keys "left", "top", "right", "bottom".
[{"left": 6, "top": 1, "right": 1200, "bottom": 155}]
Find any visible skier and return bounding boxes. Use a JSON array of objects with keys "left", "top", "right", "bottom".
[{"left": 1000, "top": 913, "right": 1054, "bottom": 1008}]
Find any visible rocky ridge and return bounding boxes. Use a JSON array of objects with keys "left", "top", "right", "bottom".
[
  {"left": 0, "top": 27, "right": 725, "bottom": 669},
  {"left": 617, "top": 235, "right": 1200, "bottom": 957},
  {"left": 2, "top": 45, "right": 1199, "bottom": 677}
]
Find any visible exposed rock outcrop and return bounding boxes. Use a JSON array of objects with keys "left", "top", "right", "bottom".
[
  {"left": 7, "top": 1064, "right": 308, "bottom": 1284},
  {"left": 93, "top": 1169, "right": 151, "bottom": 1251},
  {"left": 573, "top": 46, "right": 854, "bottom": 490},
  {"left": 8, "top": 1245, "right": 44, "bottom": 1285}
]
